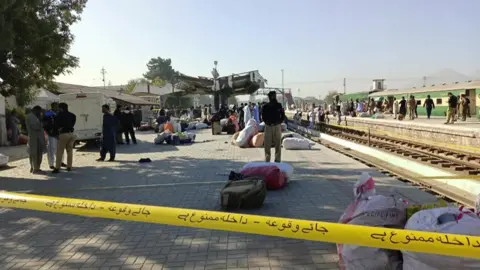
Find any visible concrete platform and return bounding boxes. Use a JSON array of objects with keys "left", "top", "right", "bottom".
[
  {"left": 0, "top": 130, "right": 439, "bottom": 270},
  {"left": 286, "top": 110, "right": 480, "bottom": 153},
  {"left": 342, "top": 115, "right": 480, "bottom": 153}
]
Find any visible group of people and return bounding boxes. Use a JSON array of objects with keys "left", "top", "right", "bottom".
[
  {"left": 99, "top": 105, "right": 138, "bottom": 161},
  {"left": 27, "top": 102, "right": 76, "bottom": 174}
]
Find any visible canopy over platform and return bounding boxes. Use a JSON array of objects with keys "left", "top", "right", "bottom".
[{"left": 175, "top": 70, "right": 267, "bottom": 96}]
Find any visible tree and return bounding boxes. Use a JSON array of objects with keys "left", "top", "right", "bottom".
[
  {"left": 0, "top": 0, "right": 87, "bottom": 99},
  {"left": 143, "top": 57, "right": 178, "bottom": 94},
  {"left": 125, "top": 77, "right": 165, "bottom": 94},
  {"left": 0, "top": 0, "right": 86, "bottom": 145},
  {"left": 324, "top": 90, "right": 339, "bottom": 105}
]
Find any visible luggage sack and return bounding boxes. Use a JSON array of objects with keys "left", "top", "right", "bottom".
[
  {"left": 220, "top": 178, "right": 267, "bottom": 210},
  {"left": 240, "top": 165, "right": 287, "bottom": 190},
  {"left": 402, "top": 207, "right": 480, "bottom": 270}
]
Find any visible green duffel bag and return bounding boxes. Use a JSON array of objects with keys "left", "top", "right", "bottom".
[{"left": 220, "top": 178, "right": 267, "bottom": 210}]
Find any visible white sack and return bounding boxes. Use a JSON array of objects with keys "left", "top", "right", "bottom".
[
  {"left": 402, "top": 207, "right": 480, "bottom": 270},
  {"left": 188, "top": 122, "right": 198, "bottom": 130},
  {"left": 235, "top": 119, "right": 258, "bottom": 147},
  {"left": 258, "top": 122, "right": 265, "bottom": 132},
  {"left": 337, "top": 173, "right": 407, "bottom": 270},
  {"left": 220, "top": 118, "right": 229, "bottom": 127},
  {"left": 195, "top": 123, "right": 208, "bottom": 129},
  {"left": 241, "top": 161, "right": 294, "bottom": 178},
  {"left": 0, "top": 153, "right": 8, "bottom": 166},
  {"left": 283, "top": 137, "right": 313, "bottom": 150}
]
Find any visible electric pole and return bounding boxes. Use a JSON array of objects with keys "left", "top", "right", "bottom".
[
  {"left": 343, "top": 78, "right": 346, "bottom": 94},
  {"left": 281, "top": 69, "right": 285, "bottom": 107},
  {"left": 423, "top": 76, "right": 427, "bottom": 87},
  {"left": 100, "top": 67, "right": 107, "bottom": 89}
]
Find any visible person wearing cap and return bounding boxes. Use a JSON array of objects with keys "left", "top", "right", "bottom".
[{"left": 261, "top": 91, "right": 286, "bottom": 162}]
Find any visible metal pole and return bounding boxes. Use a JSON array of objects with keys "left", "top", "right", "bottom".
[{"left": 281, "top": 69, "right": 285, "bottom": 107}]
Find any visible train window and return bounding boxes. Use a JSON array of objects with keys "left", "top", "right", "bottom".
[
  {"left": 416, "top": 100, "right": 421, "bottom": 105},
  {"left": 436, "top": 98, "right": 442, "bottom": 105},
  {"left": 466, "top": 89, "right": 470, "bottom": 96}
]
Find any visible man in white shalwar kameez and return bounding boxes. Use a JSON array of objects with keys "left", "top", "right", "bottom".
[{"left": 243, "top": 103, "right": 252, "bottom": 125}]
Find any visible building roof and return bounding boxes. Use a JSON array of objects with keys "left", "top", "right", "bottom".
[
  {"left": 132, "top": 83, "right": 184, "bottom": 96},
  {"left": 369, "top": 80, "right": 480, "bottom": 97},
  {"left": 52, "top": 82, "right": 157, "bottom": 105}
]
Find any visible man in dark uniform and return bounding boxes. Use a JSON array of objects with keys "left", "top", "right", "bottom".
[
  {"left": 261, "top": 91, "right": 286, "bottom": 162},
  {"left": 113, "top": 105, "right": 124, "bottom": 144},
  {"left": 97, "top": 104, "right": 118, "bottom": 161}
]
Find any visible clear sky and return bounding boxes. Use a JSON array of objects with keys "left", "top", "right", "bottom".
[{"left": 56, "top": 0, "right": 479, "bottom": 98}]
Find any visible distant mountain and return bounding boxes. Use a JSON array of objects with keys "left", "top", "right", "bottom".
[
  {"left": 472, "top": 70, "right": 480, "bottom": 80},
  {"left": 401, "top": 68, "right": 473, "bottom": 89}
]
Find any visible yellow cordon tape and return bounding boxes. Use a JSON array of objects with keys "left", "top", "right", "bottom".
[{"left": 1, "top": 191, "right": 480, "bottom": 259}]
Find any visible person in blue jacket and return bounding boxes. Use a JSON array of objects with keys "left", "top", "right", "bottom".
[{"left": 97, "top": 104, "right": 118, "bottom": 161}]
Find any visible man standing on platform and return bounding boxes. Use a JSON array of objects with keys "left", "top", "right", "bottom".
[
  {"left": 52, "top": 103, "right": 76, "bottom": 173},
  {"left": 445, "top": 92, "right": 458, "bottom": 124},
  {"left": 97, "top": 104, "right": 118, "bottom": 161},
  {"left": 423, "top": 95, "right": 435, "bottom": 119},
  {"left": 43, "top": 102, "right": 66, "bottom": 169},
  {"left": 113, "top": 105, "right": 124, "bottom": 144},
  {"left": 261, "top": 91, "right": 286, "bottom": 163},
  {"left": 26, "top": 106, "right": 45, "bottom": 174}
]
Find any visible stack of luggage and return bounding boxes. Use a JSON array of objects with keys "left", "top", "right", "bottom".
[{"left": 220, "top": 162, "right": 293, "bottom": 210}]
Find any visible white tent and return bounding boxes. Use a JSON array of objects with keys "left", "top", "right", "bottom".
[{"left": 29, "top": 89, "right": 59, "bottom": 109}]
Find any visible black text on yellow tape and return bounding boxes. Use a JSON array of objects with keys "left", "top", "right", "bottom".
[{"left": 1, "top": 191, "right": 479, "bottom": 259}]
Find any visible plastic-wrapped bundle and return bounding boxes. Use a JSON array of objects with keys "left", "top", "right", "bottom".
[
  {"left": 235, "top": 119, "right": 258, "bottom": 147},
  {"left": 402, "top": 207, "right": 480, "bottom": 270},
  {"left": 337, "top": 173, "right": 407, "bottom": 270}
]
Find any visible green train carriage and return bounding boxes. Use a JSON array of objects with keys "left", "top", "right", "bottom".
[{"left": 368, "top": 81, "right": 480, "bottom": 118}]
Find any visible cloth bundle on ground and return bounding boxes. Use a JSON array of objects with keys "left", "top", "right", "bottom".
[
  {"left": 231, "top": 132, "right": 240, "bottom": 145},
  {"left": 138, "top": 124, "right": 153, "bottom": 131},
  {"left": 196, "top": 122, "right": 208, "bottom": 129},
  {"left": 236, "top": 119, "right": 258, "bottom": 147},
  {"left": 337, "top": 172, "right": 407, "bottom": 270},
  {"left": 240, "top": 165, "right": 287, "bottom": 190},
  {"left": 250, "top": 133, "right": 264, "bottom": 147},
  {"left": 281, "top": 133, "right": 303, "bottom": 142},
  {"left": 372, "top": 113, "right": 385, "bottom": 119},
  {"left": 164, "top": 122, "right": 174, "bottom": 133},
  {"left": 0, "top": 153, "right": 8, "bottom": 166},
  {"left": 155, "top": 131, "right": 195, "bottom": 145},
  {"left": 187, "top": 121, "right": 198, "bottom": 130},
  {"left": 358, "top": 112, "right": 370, "bottom": 118},
  {"left": 283, "top": 137, "right": 314, "bottom": 150},
  {"left": 220, "top": 177, "right": 267, "bottom": 210},
  {"left": 241, "top": 161, "right": 294, "bottom": 179},
  {"left": 402, "top": 207, "right": 480, "bottom": 270}
]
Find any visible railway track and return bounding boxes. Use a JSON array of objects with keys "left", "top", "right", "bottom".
[
  {"left": 300, "top": 120, "right": 480, "bottom": 176},
  {"left": 288, "top": 120, "right": 476, "bottom": 208}
]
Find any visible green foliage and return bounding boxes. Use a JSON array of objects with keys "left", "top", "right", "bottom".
[
  {"left": 164, "top": 94, "right": 193, "bottom": 108},
  {"left": 144, "top": 57, "right": 178, "bottom": 92},
  {"left": 125, "top": 77, "right": 165, "bottom": 94},
  {"left": 323, "top": 90, "right": 339, "bottom": 105},
  {"left": 0, "top": 0, "right": 86, "bottom": 103}
]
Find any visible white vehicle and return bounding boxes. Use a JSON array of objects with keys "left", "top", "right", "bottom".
[{"left": 59, "top": 92, "right": 117, "bottom": 142}]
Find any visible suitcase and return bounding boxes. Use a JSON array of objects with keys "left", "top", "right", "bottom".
[{"left": 220, "top": 178, "right": 267, "bottom": 210}]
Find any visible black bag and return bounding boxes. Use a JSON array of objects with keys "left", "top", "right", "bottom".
[
  {"left": 228, "top": 171, "right": 244, "bottom": 181},
  {"left": 220, "top": 178, "right": 267, "bottom": 210}
]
